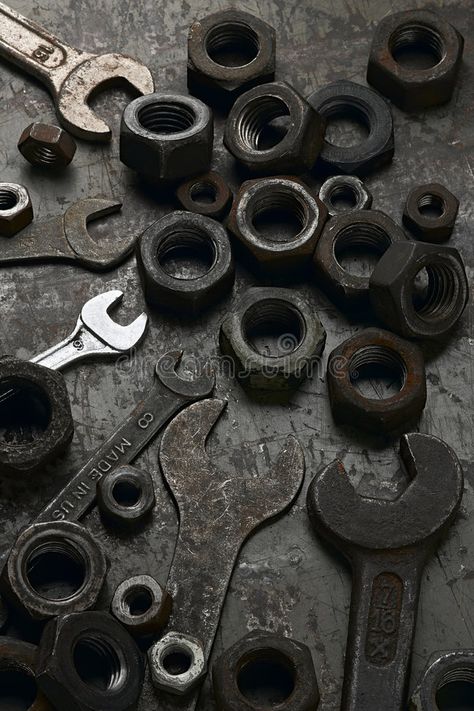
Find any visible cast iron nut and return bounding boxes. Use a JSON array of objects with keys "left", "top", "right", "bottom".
[
  {"left": 176, "top": 171, "right": 233, "bottom": 220},
  {"left": 403, "top": 183, "right": 459, "bottom": 242},
  {"left": 220, "top": 287, "right": 326, "bottom": 391},
  {"left": 97, "top": 465, "right": 156, "bottom": 528},
  {"left": 18, "top": 123, "right": 77, "bottom": 168},
  {"left": 227, "top": 176, "right": 328, "bottom": 278},
  {"left": 410, "top": 649, "right": 474, "bottom": 710},
  {"left": 319, "top": 175, "right": 373, "bottom": 217},
  {"left": 367, "top": 9, "right": 464, "bottom": 111},
  {"left": 0, "top": 356, "right": 73, "bottom": 474},
  {"left": 37, "top": 611, "right": 145, "bottom": 711},
  {"left": 0, "top": 183, "right": 33, "bottom": 237},
  {"left": 120, "top": 93, "right": 213, "bottom": 181},
  {"left": 224, "top": 81, "right": 325, "bottom": 175},
  {"left": 0, "top": 521, "right": 108, "bottom": 622},
  {"left": 148, "top": 632, "right": 207, "bottom": 696},
  {"left": 307, "top": 80, "right": 394, "bottom": 176},
  {"left": 370, "top": 241, "right": 469, "bottom": 339},
  {"left": 213, "top": 631, "right": 320, "bottom": 711},
  {"left": 137, "top": 211, "right": 235, "bottom": 315},
  {"left": 326, "top": 328, "right": 426, "bottom": 433},
  {"left": 111, "top": 575, "right": 172, "bottom": 637},
  {"left": 187, "top": 9, "right": 276, "bottom": 107},
  {"left": 312, "top": 210, "right": 407, "bottom": 312},
  {"left": 0, "top": 637, "right": 52, "bottom": 711}
]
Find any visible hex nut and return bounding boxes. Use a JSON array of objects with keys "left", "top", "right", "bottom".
[
  {"left": 0, "top": 637, "right": 52, "bottom": 711},
  {"left": 0, "top": 183, "right": 33, "bottom": 237},
  {"left": 227, "top": 176, "right": 328, "bottom": 278},
  {"left": 224, "top": 81, "right": 325, "bottom": 174},
  {"left": 410, "top": 649, "right": 474, "bottom": 710},
  {"left": 37, "top": 611, "right": 145, "bottom": 711},
  {"left": 97, "top": 465, "right": 156, "bottom": 528},
  {"left": 120, "top": 93, "right": 213, "bottom": 182},
  {"left": 307, "top": 80, "right": 394, "bottom": 176},
  {"left": 18, "top": 123, "right": 77, "bottom": 168},
  {"left": 111, "top": 575, "right": 172, "bottom": 638},
  {"left": 403, "top": 183, "right": 459, "bottom": 242},
  {"left": 213, "top": 631, "right": 320, "bottom": 711},
  {"left": 0, "top": 521, "right": 108, "bottom": 622},
  {"left": 319, "top": 175, "right": 373, "bottom": 217},
  {"left": 149, "top": 632, "right": 207, "bottom": 696},
  {"left": 188, "top": 9, "right": 276, "bottom": 107},
  {"left": 176, "top": 171, "right": 233, "bottom": 220},
  {"left": 367, "top": 9, "right": 464, "bottom": 111},
  {"left": 220, "top": 287, "right": 326, "bottom": 391},
  {"left": 326, "top": 328, "right": 426, "bottom": 433},
  {"left": 370, "top": 241, "right": 469, "bottom": 339},
  {"left": 137, "top": 211, "right": 235, "bottom": 315}
]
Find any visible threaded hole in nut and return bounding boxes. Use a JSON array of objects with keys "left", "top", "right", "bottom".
[
  {"left": 334, "top": 222, "right": 393, "bottom": 278},
  {"left": 349, "top": 346, "right": 407, "bottom": 400},
  {"left": 0, "top": 667, "right": 37, "bottom": 710},
  {"left": 250, "top": 188, "right": 308, "bottom": 243},
  {"left": 237, "top": 651, "right": 296, "bottom": 705},
  {"left": 125, "top": 586, "right": 153, "bottom": 617},
  {"left": 238, "top": 96, "right": 291, "bottom": 151},
  {"left": 411, "top": 264, "right": 465, "bottom": 322},
  {"left": 417, "top": 193, "right": 445, "bottom": 219},
  {"left": 162, "top": 646, "right": 193, "bottom": 676},
  {"left": 436, "top": 665, "right": 474, "bottom": 710},
  {"left": 0, "top": 377, "right": 52, "bottom": 445},
  {"left": 329, "top": 184, "right": 359, "bottom": 210},
  {"left": 190, "top": 181, "right": 218, "bottom": 205},
  {"left": 243, "top": 299, "right": 305, "bottom": 357},
  {"left": 112, "top": 480, "right": 142, "bottom": 507},
  {"left": 0, "top": 189, "right": 19, "bottom": 211},
  {"left": 390, "top": 23, "right": 445, "bottom": 69},
  {"left": 74, "top": 635, "right": 124, "bottom": 691},
  {"left": 322, "top": 101, "right": 370, "bottom": 148},
  {"left": 30, "top": 146, "right": 61, "bottom": 166},
  {"left": 157, "top": 229, "right": 216, "bottom": 280},
  {"left": 138, "top": 102, "right": 196, "bottom": 134},
  {"left": 26, "top": 541, "right": 87, "bottom": 601},
  {"left": 205, "top": 22, "right": 260, "bottom": 67}
]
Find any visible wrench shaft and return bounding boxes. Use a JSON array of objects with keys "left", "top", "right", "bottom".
[{"left": 31, "top": 323, "right": 113, "bottom": 370}]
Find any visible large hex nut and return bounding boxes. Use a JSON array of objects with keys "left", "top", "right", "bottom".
[
  {"left": 367, "top": 9, "right": 464, "bottom": 111},
  {"left": 111, "top": 575, "right": 172, "bottom": 638},
  {"left": 307, "top": 80, "right": 394, "bottom": 176},
  {"left": 97, "top": 465, "right": 156, "bottom": 528},
  {"left": 188, "top": 9, "right": 276, "bottom": 108},
  {"left": 18, "top": 123, "right": 77, "bottom": 168},
  {"left": 224, "top": 81, "right": 325, "bottom": 174},
  {"left": 0, "top": 356, "right": 73, "bottom": 474},
  {"left": 120, "top": 93, "right": 213, "bottom": 182},
  {"left": 220, "top": 287, "right": 326, "bottom": 391},
  {"left": 403, "top": 183, "right": 459, "bottom": 242},
  {"left": 213, "top": 631, "right": 320, "bottom": 710},
  {"left": 148, "top": 632, "right": 207, "bottom": 696},
  {"left": 176, "top": 171, "right": 233, "bottom": 220},
  {"left": 410, "top": 649, "right": 474, "bottom": 710},
  {"left": 0, "top": 637, "right": 52, "bottom": 711},
  {"left": 370, "top": 241, "right": 469, "bottom": 339},
  {"left": 326, "top": 328, "right": 426, "bottom": 433},
  {"left": 319, "top": 175, "right": 373, "bottom": 217},
  {"left": 37, "top": 611, "right": 145, "bottom": 711},
  {"left": 0, "top": 521, "right": 108, "bottom": 622},
  {"left": 0, "top": 183, "right": 33, "bottom": 236}
]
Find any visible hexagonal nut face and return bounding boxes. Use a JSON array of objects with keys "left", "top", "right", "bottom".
[
  {"left": 176, "top": 171, "right": 233, "bottom": 220},
  {"left": 120, "top": 93, "right": 213, "bottom": 182},
  {"left": 18, "top": 123, "right": 77, "bottom": 168},
  {"left": 213, "top": 631, "right": 320, "bottom": 711},
  {"left": 97, "top": 465, "right": 156, "bottom": 528},
  {"left": 111, "top": 575, "right": 172, "bottom": 637},
  {"left": 403, "top": 183, "right": 459, "bottom": 242},
  {"left": 148, "top": 632, "right": 207, "bottom": 696},
  {"left": 367, "top": 9, "right": 464, "bottom": 111},
  {"left": 188, "top": 9, "right": 276, "bottom": 107},
  {"left": 227, "top": 176, "right": 328, "bottom": 277},
  {"left": 410, "top": 649, "right": 474, "bottom": 710},
  {"left": 0, "top": 637, "right": 52, "bottom": 711},
  {"left": 319, "top": 175, "right": 373, "bottom": 217},
  {"left": 0, "top": 183, "right": 33, "bottom": 237},
  {"left": 224, "top": 81, "right": 325, "bottom": 174}
]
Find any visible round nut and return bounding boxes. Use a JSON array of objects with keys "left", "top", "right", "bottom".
[
  {"left": 176, "top": 171, "right": 233, "bottom": 220},
  {"left": 0, "top": 637, "right": 52, "bottom": 711},
  {"left": 213, "top": 631, "right": 320, "bottom": 711},
  {"left": 319, "top": 175, "right": 373, "bottom": 217},
  {"left": 137, "top": 211, "right": 235, "bottom": 315},
  {"left": 37, "top": 611, "right": 145, "bottom": 711},
  {"left": 227, "top": 177, "right": 328, "bottom": 278},
  {"left": 97, "top": 465, "right": 155, "bottom": 528},
  {"left": 403, "top": 183, "right": 459, "bottom": 242},
  {"left": 220, "top": 287, "right": 326, "bottom": 391},
  {"left": 111, "top": 574, "right": 172, "bottom": 637},
  {"left": 187, "top": 9, "right": 276, "bottom": 107},
  {"left": 0, "top": 356, "right": 73, "bottom": 474},
  {"left": 120, "top": 93, "right": 213, "bottom": 182},
  {"left": 367, "top": 9, "right": 464, "bottom": 111},
  {"left": 307, "top": 80, "right": 394, "bottom": 176},
  {"left": 0, "top": 521, "right": 108, "bottom": 622},
  {"left": 18, "top": 123, "right": 77, "bottom": 168},
  {"left": 224, "top": 81, "right": 325, "bottom": 174},
  {"left": 326, "top": 328, "right": 426, "bottom": 433},
  {"left": 0, "top": 183, "right": 33, "bottom": 237},
  {"left": 148, "top": 631, "right": 206, "bottom": 696},
  {"left": 410, "top": 649, "right": 474, "bottom": 710}
]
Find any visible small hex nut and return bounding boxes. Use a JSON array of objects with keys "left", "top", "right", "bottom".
[
  {"left": 410, "top": 649, "right": 474, "bottom": 710},
  {"left": 18, "top": 123, "right": 77, "bottom": 168},
  {"left": 97, "top": 465, "right": 156, "bottom": 528},
  {"left": 148, "top": 632, "right": 207, "bottom": 696},
  {"left": 319, "top": 175, "right": 373, "bottom": 217},
  {"left": 0, "top": 183, "right": 33, "bottom": 237},
  {"left": 213, "top": 631, "right": 320, "bottom": 711},
  {"left": 0, "top": 637, "right": 52, "bottom": 711},
  {"left": 176, "top": 171, "right": 233, "bottom": 220},
  {"left": 403, "top": 183, "right": 459, "bottom": 242},
  {"left": 188, "top": 9, "right": 276, "bottom": 107},
  {"left": 367, "top": 9, "right": 464, "bottom": 111},
  {"left": 111, "top": 575, "right": 172, "bottom": 638},
  {"left": 120, "top": 93, "right": 213, "bottom": 182}
]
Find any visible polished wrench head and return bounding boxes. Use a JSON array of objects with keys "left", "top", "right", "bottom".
[{"left": 80, "top": 290, "right": 148, "bottom": 352}]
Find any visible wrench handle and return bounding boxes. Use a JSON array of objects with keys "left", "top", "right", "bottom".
[{"left": 31, "top": 322, "right": 115, "bottom": 370}]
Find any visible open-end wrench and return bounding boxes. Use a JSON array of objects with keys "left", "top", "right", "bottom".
[
  {"left": 307, "top": 433, "right": 464, "bottom": 711},
  {"left": 152, "top": 399, "right": 305, "bottom": 709},
  {"left": 0, "top": 2, "right": 154, "bottom": 140}
]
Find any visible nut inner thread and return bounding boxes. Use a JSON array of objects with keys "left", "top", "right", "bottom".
[
  {"left": 242, "top": 299, "right": 306, "bottom": 357},
  {"left": 329, "top": 184, "right": 359, "bottom": 209},
  {"left": 417, "top": 193, "right": 446, "bottom": 219},
  {"left": 249, "top": 187, "right": 309, "bottom": 243},
  {"left": 161, "top": 644, "right": 194, "bottom": 676},
  {"left": 30, "top": 146, "right": 61, "bottom": 166},
  {"left": 0, "top": 666, "right": 37, "bottom": 707},
  {"left": 112, "top": 480, "right": 142, "bottom": 507},
  {"left": 157, "top": 229, "right": 217, "bottom": 280},
  {"left": 124, "top": 585, "right": 154, "bottom": 617},
  {"left": 74, "top": 635, "right": 125, "bottom": 690},
  {"left": 26, "top": 540, "right": 87, "bottom": 601},
  {"left": 0, "top": 377, "right": 52, "bottom": 444},
  {"left": 0, "top": 189, "right": 19, "bottom": 211},
  {"left": 205, "top": 22, "right": 260, "bottom": 67},
  {"left": 390, "top": 23, "right": 445, "bottom": 69},
  {"left": 349, "top": 345, "right": 407, "bottom": 399},
  {"left": 237, "top": 650, "right": 296, "bottom": 704},
  {"left": 322, "top": 99, "right": 371, "bottom": 147},
  {"left": 334, "top": 222, "right": 393, "bottom": 277},
  {"left": 238, "top": 96, "right": 291, "bottom": 151},
  {"left": 138, "top": 102, "right": 196, "bottom": 135},
  {"left": 190, "top": 180, "right": 218, "bottom": 205},
  {"left": 412, "top": 264, "right": 465, "bottom": 322},
  {"left": 436, "top": 665, "right": 474, "bottom": 709}
]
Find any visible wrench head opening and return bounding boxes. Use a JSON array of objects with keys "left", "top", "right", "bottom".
[
  {"left": 155, "top": 351, "right": 215, "bottom": 399},
  {"left": 80, "top": 289, "right": 148, "bottom": 352}
]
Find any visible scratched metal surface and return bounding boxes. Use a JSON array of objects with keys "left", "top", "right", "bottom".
[{"left": 0, "top": 0, "right": 472, "bottom": 709}]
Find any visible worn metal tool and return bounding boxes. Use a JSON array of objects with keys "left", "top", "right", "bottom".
[
  {"left": 0, "top": 2, "right": 154, "bottom": 140},
  {"left": 0, "top": 198, "right": 136, "bottom": 271},
  {"left": 307, "top": 433, "right": 464, "bottom": 711},
  {"left": 148, "top": 398, "right": 304, "bottom": 707}
]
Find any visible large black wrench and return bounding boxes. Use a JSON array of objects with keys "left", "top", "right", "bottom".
[{"left": 307, "top": 433, "right": 464, "bottom": 711}]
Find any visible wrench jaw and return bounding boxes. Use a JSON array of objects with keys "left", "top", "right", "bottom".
[
  {"left": 80, "top": 289, "right": 148, "bottom": 352},
  {"left": 155, "top": 351, "right": 215, "bottom": 399}
]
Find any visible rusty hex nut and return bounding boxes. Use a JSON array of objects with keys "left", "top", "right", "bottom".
[
  {"left": 410, "top": 649, "right": 474, "bottom": 710},
  {"left": 176, "top": 171, "right": 233, "bottom": 220},
  {"left": 0, "top": 637, "right": 52, "bottom": 711},
  {"left": 367, "top": 9, "right": 464, "bottom": 111},
  {"left": 188, "top": 9, "right": 276, "bottom": 107},
  {"left": 18, "top": 123, "right": 77, "bottom": 168},
  {"left": 148, "top": 632, "right": 207, "bottom": 696},
  {"left": 403, "top": 183, "right": 459, "bottom": 242},
  {"left": 97, "top": 465, "right": 156, "bottom": 528},
  {"left": 111, "top": 575, "right": 172, "bottom": 638},
  {"left": 0, "top": 183, "right": 33, "bottom": 237},
  {"left": 213, "top": 631, "right": 320, "bottom": 710},
  {"left": 319, "top": 175, "right": 373, "bottom": 217}
]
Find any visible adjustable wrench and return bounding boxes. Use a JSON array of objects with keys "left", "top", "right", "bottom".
[
  {"left": 307, "top": 433, "right": 464, "bottom": 711},
  {"left": 0, "top": 2, "right": 154, "bottom": 140}
]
